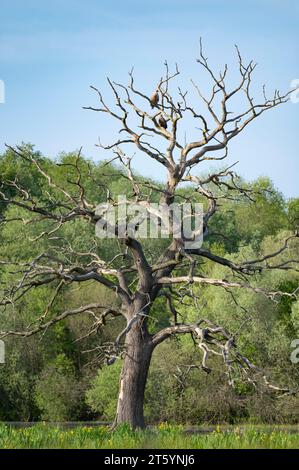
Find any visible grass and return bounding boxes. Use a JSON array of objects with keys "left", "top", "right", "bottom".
[{"left": 0, "top": 423, "right": 298, "bottom": 449}]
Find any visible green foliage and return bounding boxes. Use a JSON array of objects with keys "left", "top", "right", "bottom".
[
  {"left": 34, "top": 354, "right": 86, "bottom": 421},
  {"left": 208, "top": 177, "right": 288, "bottom": 252},
  {"left": 0, "top": 347, "right": 40, "bottom": 420},
  {"left": 287, "top": 198, "right": 299, "bottom": 230},
  {"left": 0, "top": 146, "right": 298, "bottom": 425},
  {"left": 86, "top": 361, "right": 122, "bottom": 420}
]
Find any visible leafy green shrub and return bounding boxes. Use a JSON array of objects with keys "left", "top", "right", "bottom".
[
  {"left": 86, "top": 361, "right": 122, "bottom": 420},
  {"left": 34, "top": 354, "right": 85, "bottom": 421}
]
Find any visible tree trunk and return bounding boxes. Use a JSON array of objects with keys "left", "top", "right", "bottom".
[{"left": 114, "top": 322, "right": 153, "bottom": 429}]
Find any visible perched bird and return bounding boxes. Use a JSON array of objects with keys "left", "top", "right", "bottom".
[
  {"left": 150, "top": 89, "right": 159, "bottom": 108},
  {"left": 158, "top": 114, "right": 167, "bottom": 129}
]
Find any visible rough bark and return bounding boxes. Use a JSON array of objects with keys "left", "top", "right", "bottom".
[{"left": 114, "top": 321, "right": 153, "bottom": 429}]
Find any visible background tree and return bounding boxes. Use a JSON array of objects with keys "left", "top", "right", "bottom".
[{"left": 0, "top": 43, "right": 298, "bottom": 428}]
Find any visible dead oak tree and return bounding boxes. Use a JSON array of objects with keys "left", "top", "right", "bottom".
[{"left": 1, "top": 42, "right": 298, "bottom": 428}]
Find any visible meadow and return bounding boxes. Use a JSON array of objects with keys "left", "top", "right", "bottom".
[{"left": 0, "top": 423, "right": 298, "bottom": 449}]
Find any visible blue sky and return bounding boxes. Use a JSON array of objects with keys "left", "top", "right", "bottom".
[{"left": 0, "top": 0, "right": 298, "bottom": 197}]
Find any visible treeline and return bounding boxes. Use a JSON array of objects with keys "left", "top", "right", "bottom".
[{"left": 0, "top": 145, "right": 298, "bottom": 424}]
